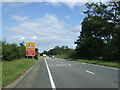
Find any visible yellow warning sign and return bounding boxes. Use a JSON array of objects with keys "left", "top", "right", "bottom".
[{"left": 26, "top": 42, "right": 35, "bottom": 50}]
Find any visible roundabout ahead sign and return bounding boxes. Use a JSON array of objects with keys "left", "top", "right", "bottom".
[{"left": 26, "top": 42, "right": 36, "bottom": 56}]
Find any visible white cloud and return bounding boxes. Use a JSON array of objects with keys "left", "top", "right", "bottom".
[
  {"left": 6, "top": 13, "right": 80, "bottom": 52},
  {"left": 64, "top": 16, "right": 70, "bottom": 19},
  {"left": 64, "top": 2, "right": 83, "bottom": 10},
  {"left": 32, "top": 36, "right": 37, "bottom": 39},
  {"left": 46, "top": 2, "right": 61, "bottom": 6},
  {"left": 11, "top": 15, "right": 28, "bottom": 21},
  {"left": 19, "top": 36, "right": 25, "bottom": 40}
]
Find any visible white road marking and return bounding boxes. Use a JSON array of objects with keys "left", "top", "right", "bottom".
[
  {"left": 43, "top": 57, "right": 56, "bottom": 89},
  {"left": 68, "top": 64, "right": 72, "bottom": 66},
  {"left": 85, "top": 70, "right": 95, "bottom": 75}
]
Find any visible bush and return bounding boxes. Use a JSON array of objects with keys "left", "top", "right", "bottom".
[{"left": 2, "top": 41, "right": 26, "bottom": 61}]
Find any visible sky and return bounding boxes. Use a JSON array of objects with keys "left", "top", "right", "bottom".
[{"left": 2, "top": 0, "right": 110, "bottom": 53}]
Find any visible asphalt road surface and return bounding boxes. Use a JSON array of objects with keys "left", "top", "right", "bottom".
[{"left": 12, "top": 57, "right": 118, "bottom": 88}]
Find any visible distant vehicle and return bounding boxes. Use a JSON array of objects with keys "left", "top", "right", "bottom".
[
  {"left": 51, "top": 56, "right": 56, "bottom": 59},
  {"left": 43, "top": 54, "right": 46, "bottom": 57}
]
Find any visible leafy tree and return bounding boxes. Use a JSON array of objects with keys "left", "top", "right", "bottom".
[{"left": 74, "top": 1, "right": 120, "bottom": 61}]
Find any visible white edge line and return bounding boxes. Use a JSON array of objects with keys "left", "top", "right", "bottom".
[
  {"left": 85, "top": 70, "right": 95, "bottom": 75},
  {"left": 43, "top": 57, "right": 56, "bottom": 89}
]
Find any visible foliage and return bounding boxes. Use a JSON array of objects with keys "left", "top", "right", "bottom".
[
  {"left": 41, "top": 45, "right": 75, "bottom": 59},
  {"left": 34, "top": 48, "right": 39, "bottom": 60},
  {"left": 2, "top": 41, "right": 26, "bottom": 61},
  {"left": 74, "top": 2, "right": 120, "bottom": 62},
  {"left": 2, "top": 41, "right": 39, "bottom": 61}
]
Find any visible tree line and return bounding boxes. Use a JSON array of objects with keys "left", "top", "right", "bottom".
[
  {"left": 41, "top": 45, "right": 75, "bottom": 58},
  {"left": 1, "top": 41, "right": 39, "bottom": 61}
]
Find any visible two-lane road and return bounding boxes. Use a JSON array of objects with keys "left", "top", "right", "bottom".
[{"left": 9, "top": 57, "right": 118, "bottom": 89}]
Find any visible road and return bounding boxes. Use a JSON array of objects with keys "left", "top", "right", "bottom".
[{"left": 11, "top": 57, "right": 119, "bottom": 89}]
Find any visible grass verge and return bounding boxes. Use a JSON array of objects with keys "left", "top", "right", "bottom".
[
  {"left": 2, "top": 58, "right": 38, "bottom": 87},
  {"left": 0, "top": 62, "right": 2, "bottom": 89},
  {"left": 68, "top": 59, "right": 120, "bottom": 68}
]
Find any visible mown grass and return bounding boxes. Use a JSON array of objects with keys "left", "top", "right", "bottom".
[
  {"left": 2, "top": 58, "right": 38, "bottom": 87},
  {"left": 68, "top": 59, "right": 120, "bottom": 68}
]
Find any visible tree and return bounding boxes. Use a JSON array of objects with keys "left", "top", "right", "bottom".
[{"left": 74, "top": 1, "right": 120, "bottom": 61}]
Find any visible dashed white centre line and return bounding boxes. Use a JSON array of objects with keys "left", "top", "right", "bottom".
[
  {"left": 85, "top": 70, "right": 95, "bottom": 75},
  {"left": 43, "top": 57, "right": 56, "bottom": 90},
  {"left": 68, "top": 64, "right": 72, "bottom": 66}
]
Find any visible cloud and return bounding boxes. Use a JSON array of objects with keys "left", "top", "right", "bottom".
[
  {"left": 64, "top": 16, "right": 70, "bottom": 19},
  {"left": 19, "top": 36, "right": 25, "bottom": 40},
  {"left": 11, "top": 15, "right": 28, "bottom": 21},
  {"left": 63, "top": 2, "right": 83, "bottom": 10},
  {"left": 6, "top": 13, "right": 80, "bottom": 52},
  {"left": 46, "top": 2, "right": 61, "bottom": 6},
  {"left": 32, "top": 36, "right": 37, "bottom": 39}
]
